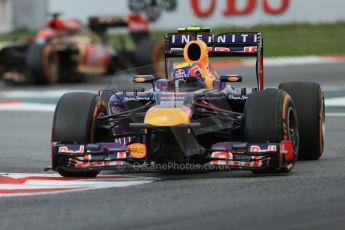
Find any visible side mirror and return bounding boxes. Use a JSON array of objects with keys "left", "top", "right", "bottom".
[
  {"left": 220, "top": 74, "right": 243, "bottom": 83},
  {"left": 132, "top": 75, "right": 156, "bottom": 83}
]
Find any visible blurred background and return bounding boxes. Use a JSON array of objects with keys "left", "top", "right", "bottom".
[
  {"left": 1, "top": 0, "right": 345, "bottom": 56},
  {"left": 1, "top": 0, "right": 344, "bottom": 111}
]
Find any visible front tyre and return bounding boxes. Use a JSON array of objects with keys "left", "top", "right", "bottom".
[
  {"left": 279, "top": 82, "right": 325, "bottom": 160},
  {"left": 52, "top": 92, "right": 107, "bottom": 177},
  {"left": 244, "top": 89, "right": 299, "bottom": 173}
]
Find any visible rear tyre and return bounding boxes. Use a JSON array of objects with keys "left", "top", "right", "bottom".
[
  {"left": 26, "top": 44, "right": 59, "bottom": 85},
  {"left": 279, "top": 82, "right": 325, "bottom": 160},
  {"left": 52, "top": 92, "right": 107, "bottom": 177},
  {"left": 244, "top": 89, "right": 299, "bottom": 173},
  {"left": 134, "top": 39, "right": 164, "bottom": 78}
]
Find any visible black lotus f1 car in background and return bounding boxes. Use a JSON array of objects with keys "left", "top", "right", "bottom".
[
  {"left": 51, "top": 27, "right": 325, "bottom": 177},
  {"left": 0, "top": 13, "right": 164, "bottom": 85}
]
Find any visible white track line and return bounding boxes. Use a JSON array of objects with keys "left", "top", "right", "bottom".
[
  {"left": 0, "top": 90, "right": 93, "bottom": 98},
  {"left": 264, "top": 56, "right": 342, "bottom": 66},
  {"left": 0, "top": 173, "right": 156, "bottom": 198},
  {"left": 0, "top": 103, "right": 56, "bottom": 112},
  {"left": 325, "top": 97, "right": 345, "bottom": 107},
  {"left": 326, "top": 113, "right": 345, "bottom": 117}
]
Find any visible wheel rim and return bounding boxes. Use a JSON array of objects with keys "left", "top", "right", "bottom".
[{"left": 287, "top": 107, "right": 299, "bottom": 156}]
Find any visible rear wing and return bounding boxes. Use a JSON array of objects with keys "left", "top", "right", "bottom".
[
  {"left": 164, "top": 32, "right": 262, "bottom": 58},
  {"left": 164, "top": 30, "right": 264, "bottom": 90}
]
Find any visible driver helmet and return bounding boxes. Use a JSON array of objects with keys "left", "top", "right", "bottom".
[{"left": 170, "top": 62, "right": 204, "bottom": 88}]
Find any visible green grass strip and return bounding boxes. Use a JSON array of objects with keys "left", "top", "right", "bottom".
[{"left": 2, "top": 22, "right": 345, "bottom": 57}]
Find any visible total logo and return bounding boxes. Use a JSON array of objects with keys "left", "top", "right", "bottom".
[{"left": 190, "top": 0, "right": 289, "bottom": 17}]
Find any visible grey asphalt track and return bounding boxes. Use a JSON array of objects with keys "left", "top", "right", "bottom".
[{"left": 0, "top": 63, "right": 345, "bottom": 230}]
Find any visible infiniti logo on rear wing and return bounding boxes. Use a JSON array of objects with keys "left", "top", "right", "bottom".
[{"left": 168, "top": 33, "right": 259, "bottom": 47}]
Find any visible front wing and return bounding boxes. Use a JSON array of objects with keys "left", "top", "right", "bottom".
[{"left": 52, "top": 141, "right": 293, "bottom": 172}]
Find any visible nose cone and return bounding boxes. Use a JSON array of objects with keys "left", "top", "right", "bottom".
[{"left": 144, "top": 107, "right": 191, "bottom": 126}]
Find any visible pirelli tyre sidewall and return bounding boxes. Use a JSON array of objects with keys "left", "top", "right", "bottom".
[
  {"left": 52, "top": 92, "right": 107, "bottom": 177},
  {"left": 244, "top": 89, "right": 299, "bottom": 173},
  {"left": 279, "top": 82, "right": 325, "bottom": 160},
  {"left": 27, "top": 43, "right": 59, "bottom": 85}
]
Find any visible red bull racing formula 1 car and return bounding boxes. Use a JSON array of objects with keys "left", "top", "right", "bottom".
[{"left": 51, "top": 27, "right": 325, "bottom": 177}]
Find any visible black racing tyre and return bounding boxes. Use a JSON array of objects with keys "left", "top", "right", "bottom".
[
  {"left": 244, "top": 89, "right": 299, "bottom": 173},
  {"left": 134, "top": 39, "right": 164, "bottom": 78},
  {"left": 26, "top": 44, "right": 59, "bottom": 85},
  {"left": 52, "top": 92, "right": 108, "bottom": 177},
  {"left": 279, "top": 82, "right": 325, "bottom": 160}
]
